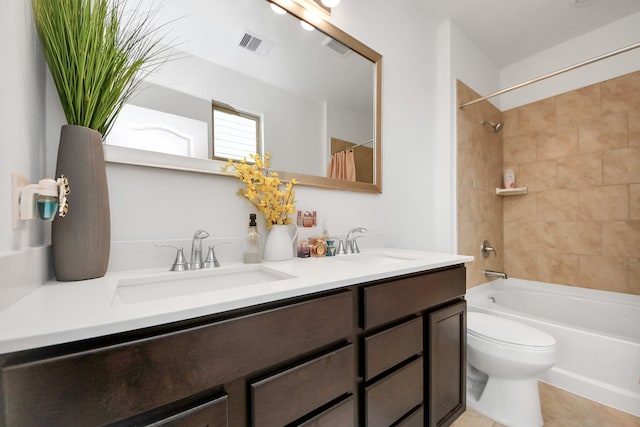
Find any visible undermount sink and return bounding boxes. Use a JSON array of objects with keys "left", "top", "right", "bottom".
[
  {"left": 337, "top": 250, "right": 419, "bottom": 266},
  {"left": 113, "top": 265, "right": 296, "bottom": 305}
]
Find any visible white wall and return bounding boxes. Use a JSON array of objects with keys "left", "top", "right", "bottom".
[
  {"left": 0, "top": 0, "right": 51, "bottom": 309},
  {"left": 332, "top": 0, "right": 445, "bottom": 251},
  {"left": 499, "top": 11, "right": 640, "bottom": 111},
  {"left": 433, "top": 21, "right": 501, "bottom": 253}
]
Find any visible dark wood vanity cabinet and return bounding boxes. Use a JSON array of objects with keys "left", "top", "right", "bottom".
[
  {"left": 361, "top": 265, "right": 466, "bottom": 427},
  {"left": 0, "top": 291, "right": 354, "bottom": 427},
  {"left": 0, "top": 264, "right": 466, "bottom": 427}
]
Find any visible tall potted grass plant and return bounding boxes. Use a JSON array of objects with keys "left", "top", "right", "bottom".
[{"left": 32, "top": 0, "right": 170, "bottom": 280}]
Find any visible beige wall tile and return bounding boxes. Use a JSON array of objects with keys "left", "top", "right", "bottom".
[
  {"left": 504, "top": 134, "right": 536, "bottom": 165},
  {"left": 472, "top": 137, "right": 491, "bottom": 191},
  {"left": 504, "top": 221, "right": 539, "bottom": 252},
  {"left": 504, "top": 249, "right": 537, "bottom": 280},
  {"left": 631, "top": 184, "right": 640, "bottom": 220},
  {"left": 517, "top": 98, "right": 556, "bottom": 134},
  {"left": 538, "top": 189, "right": 579, "bottom": 221},
  {"left": 457, "top": 80, "right": 504, "bottom": 289},
  {"left": 519, "top": 160, "right": 557, "bottom": 192},
  {"left": 503, "top": 193, "right": 537, "bottom": 223},
  {"left": 578, "top": 111, "right": 628, "bottom": 153},
  {"left": 602, "top": 221, "right": 640, "bottom": 257},
  {"left": 603, "top": 147, "right": 640, "bottom": 185},
  {"left": 457, "top": 221, "right": 476, "bottom": 257},
  {"left": 502, "top": 109, "right": 518, "bottom": 137},
  {"left": 537, "top": 123, "right": 578, "bottom": 160},
  {"left": 578, "top": 256, "right": 628, "bottom": 292},
  {"left": 578, "top": 185, "right": 629, "bottom": 221},
  {"left": 457, "top": 147, "right": 474, "bottom": 188},
  {"left": 555, "top": 85, "right": 600, "bottom": 123},
  {"left": 557, "top": 152, "right": 602, "bottom": 188},
  {"left": 601, "top": 71, "right": 640, "bottom": 114},
  {"left": 630, "top": 109, "right": 640, "bottom": 147},
  {"left": 458, "top": 187, "right": 497, "bottom": 223},
  {"left": 538, "top": 221, "right": 602, "bottom": 255},
  {"left": 537, "top": 251, "right": 579, "bottom": 286},
  {"left": 630, "top": 258, "right": 640, "bottom": 295}
]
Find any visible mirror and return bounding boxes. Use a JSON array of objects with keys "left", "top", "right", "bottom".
[{"left": 104, "top": 0, "right": 382, "bottom": 193}]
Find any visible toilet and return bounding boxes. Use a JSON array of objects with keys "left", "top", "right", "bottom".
[{"left": 466, "top": 312, "right": 557, "bottom": 427}]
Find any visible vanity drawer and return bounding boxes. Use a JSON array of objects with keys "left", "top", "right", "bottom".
[
  {"left": 364, "top": 316, "right": 422, "bottom": 380},
  {"left": 363, "top": 265, "right": 465, "bottom": 329},
  {"left": 365, "top": 357, "right": 423, "bottom": 427},
  {"left": 251, "top": 345, "right": 354, "bottom": 427},
  {"left": 397, "top": 406, "right": 424, "bottom": 427},
  {"left": 1, "top": 291, "right": 353, "bottom": 427},
  {"left": 298, "top": 396, "right": 355, "bottom": 426},
  {"left": 147, "top": 394, "right": 228, "bottom": 427}
]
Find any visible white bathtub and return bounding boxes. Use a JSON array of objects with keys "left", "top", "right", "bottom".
[{"left": 466, "top": 278, "right": 640, "bottom": 417}]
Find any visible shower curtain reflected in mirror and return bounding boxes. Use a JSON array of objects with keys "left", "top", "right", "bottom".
[{"left": 328, "top": 149, "right": 356, "bottom": 181}]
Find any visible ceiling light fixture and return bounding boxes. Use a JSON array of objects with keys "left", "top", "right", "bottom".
[
  {"left": 320, "top": 0, "right": 341, "bottom": 7},
  {"left": 300, "top": 20, "right": 315, "bottom": 31},
  {"left": 270, "top": 4, "right": 287, "bottom": 14}
]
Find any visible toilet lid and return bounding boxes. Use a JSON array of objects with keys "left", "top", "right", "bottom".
[{"left": 467, "top": 312, "right": 556, "bottom": 347}]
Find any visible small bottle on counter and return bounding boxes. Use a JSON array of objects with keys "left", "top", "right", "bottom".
[{"left": 243, "top": 213, "right": 262, "bottom": 263}]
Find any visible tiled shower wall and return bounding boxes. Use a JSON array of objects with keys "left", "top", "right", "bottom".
[
  {"left": 502, "top": 70, "right": 640, "bottom": 294},
  {"left": 456, "top": 81, "right": 504, "bottom": 288}
]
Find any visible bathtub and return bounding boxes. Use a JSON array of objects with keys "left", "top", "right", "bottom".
[{"left": 466, "top": 278, "right": 640, "bottom": 417}]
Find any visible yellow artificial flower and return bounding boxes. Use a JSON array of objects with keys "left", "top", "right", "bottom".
[{"left": 224, "top": 153, "right": 297, "bottom": 229}]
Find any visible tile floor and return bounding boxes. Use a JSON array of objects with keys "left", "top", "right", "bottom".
[{"left": 451, "top": 382, "right": 640, "bottom": 427}]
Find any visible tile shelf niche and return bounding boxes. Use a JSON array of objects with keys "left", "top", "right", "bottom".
[{"left": 496, "top": 187, "right": 528, "bottom": 196}]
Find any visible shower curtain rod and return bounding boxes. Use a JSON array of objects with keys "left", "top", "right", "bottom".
[
  {"left": 335, "top": 139, "right": 374, "bottom": 152},
  {"left": 458, "top": 41, "right": 640, "bottom": 109}
]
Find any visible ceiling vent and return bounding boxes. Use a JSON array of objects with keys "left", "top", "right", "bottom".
[
  {"left": 238, "top": 31, "right": 274, "bottom": 56},
  {"left": 322, "top": 37, "right": 351, "bottom": 57}
]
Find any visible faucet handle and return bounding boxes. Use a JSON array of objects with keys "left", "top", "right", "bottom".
[
  {"left": 156, "top": 244, "right": 188, "bottom": 271},
  {"left": 352, "top": 235, "right": 365, "bottom": 254},
  {"left": 480, "top": 240, "right": 497, "bottom": 258},
  {"left": 204, "top": 242, "right": 230, "bottom": 268}
]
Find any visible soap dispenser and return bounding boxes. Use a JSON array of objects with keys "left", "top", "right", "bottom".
[{"left": 243, "top": 213, "right": 263, "bottom": 263}]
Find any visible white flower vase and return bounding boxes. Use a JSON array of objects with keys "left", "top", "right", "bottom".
[{"left": 263, "top": 223, "right": 298, "bottom": 261}]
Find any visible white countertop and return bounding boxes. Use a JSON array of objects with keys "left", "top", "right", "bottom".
[{"left": 0, "top": 249, "right": 472, "bottom": 354}]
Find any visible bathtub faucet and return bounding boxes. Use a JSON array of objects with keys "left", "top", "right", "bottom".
[{"left": 484, "top": 270, "right": 508, "bottom": 279}]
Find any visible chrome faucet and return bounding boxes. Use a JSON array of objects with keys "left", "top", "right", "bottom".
[
  {"left": 188, "top": 229, "right": 210, "bottom": 270},
  {"left": 343, "top": 227, "right": 368, "bottom": 254}
]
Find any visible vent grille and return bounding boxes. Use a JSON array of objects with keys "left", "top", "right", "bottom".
[
  {"left": 323, "top": 37, "right": 351, "bottom": 57},
  {"left": 238, "top": 31, "right": 274, "bottom": 56}
]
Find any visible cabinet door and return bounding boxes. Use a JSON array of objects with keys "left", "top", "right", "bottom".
[{"left": 428, "top": 300, "right": 466, "bottom": 427}]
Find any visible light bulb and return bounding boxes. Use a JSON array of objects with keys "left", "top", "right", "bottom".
[
  {"left": 270, "top": 4, "right": 286, "bottom": 14},
  {"left": 300, "top": 20, "right": 315, "bottom": 31},
  {"left": 321, "top": 0, "right": 341, "bottom": 7}
]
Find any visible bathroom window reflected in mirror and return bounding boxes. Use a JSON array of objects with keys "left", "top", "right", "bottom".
[{"left": 212, "top": 103, "right": 261, "bottom": 161}]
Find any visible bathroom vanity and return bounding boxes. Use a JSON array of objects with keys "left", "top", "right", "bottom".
[{"left": 0, "top": 250, "right": 470, "bottom": 426}]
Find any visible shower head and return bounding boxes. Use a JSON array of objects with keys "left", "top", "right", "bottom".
[{"left": 481, "top": 120, "right": 504, "bottom": 133}]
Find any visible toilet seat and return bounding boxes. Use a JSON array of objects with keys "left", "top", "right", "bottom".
[{"left": 468, "top": 312, "right": 556, "bottom": 349}]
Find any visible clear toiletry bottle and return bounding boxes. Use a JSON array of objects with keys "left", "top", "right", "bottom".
[{"left": 243, "top": 213, "right": 262, "bottom": 263}]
